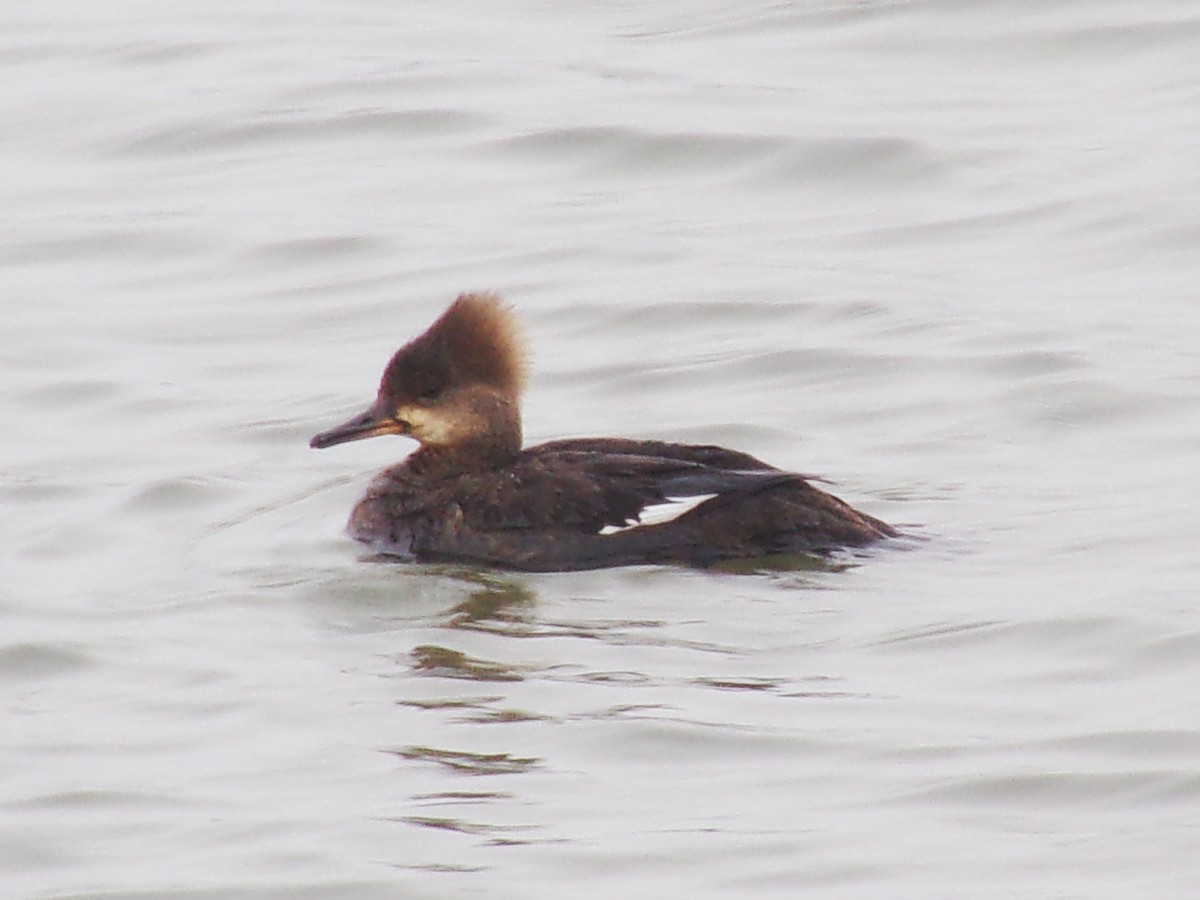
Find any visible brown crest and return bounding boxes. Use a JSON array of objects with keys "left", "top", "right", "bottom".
[{"left": 379, "top": 293, "right": 527, "bottom": 403}]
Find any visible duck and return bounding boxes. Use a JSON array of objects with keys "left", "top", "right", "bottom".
[{"left": 310, "top": 293, "right": 895, "bottom": 571}]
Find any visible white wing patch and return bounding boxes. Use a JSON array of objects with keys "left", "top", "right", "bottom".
[{"left": 598, "top": 494, "right": 719, "bottom": 535}]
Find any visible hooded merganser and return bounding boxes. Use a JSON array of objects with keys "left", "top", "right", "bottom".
[{"left": 310, "top": 293, "right": 895, "bottom": 571}]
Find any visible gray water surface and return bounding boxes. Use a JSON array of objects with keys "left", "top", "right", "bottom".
[{"left": 4, "top": 1, "right": 1199, "bottom": 897}]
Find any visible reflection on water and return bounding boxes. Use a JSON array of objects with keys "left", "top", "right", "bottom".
[
  {"left": 5, "top": 0, "right": 1199, "bottom": 894},
  {"left": 399, "top": 695, "right": 506, "bottom": 711},
  {"left": 441, "top": 571, "right": 538, "bottom": 627},
  {"left": 410, "top": 645, "right": 528, "bottom": 682},
  {"left": 398, "top": 790, "right": 542, "bottom": 858},
  {"left": 400, "top": 815, "right": 534, "bottom": 845},
  {"left": 708, "top": 551, "right": 851, "bottom": 575},
  {"left": 390, "top": 745, "right": 541, "bottom": 776}
]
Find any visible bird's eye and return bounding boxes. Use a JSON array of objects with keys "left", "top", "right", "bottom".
[{"left": 417, "top": 384, "right": 442, "bottom": 404}]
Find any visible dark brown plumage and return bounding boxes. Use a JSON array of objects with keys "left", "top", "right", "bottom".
[{"left": 310, "top": 293, "right": 895, "bottom": 572}]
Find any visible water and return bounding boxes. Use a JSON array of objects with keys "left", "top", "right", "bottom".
[{"left": 4, "top": 1, "right": 1199, "bottom": 896}]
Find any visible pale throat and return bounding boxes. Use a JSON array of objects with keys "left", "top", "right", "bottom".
[{"left": 398, "top": 393, "right": 522, "bottom": 459}]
